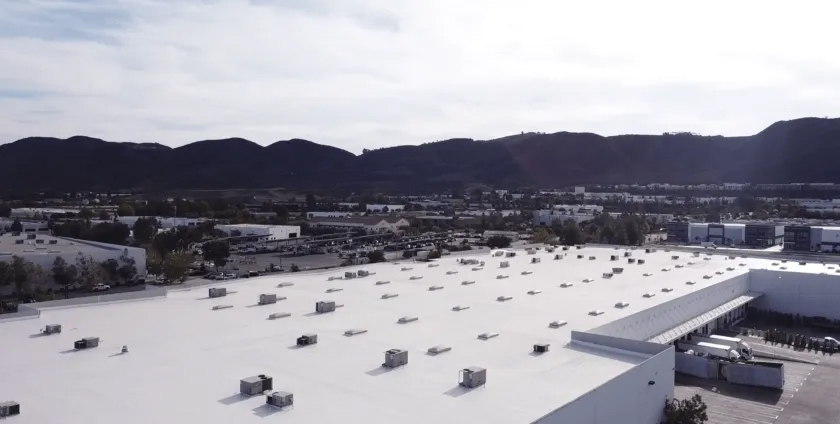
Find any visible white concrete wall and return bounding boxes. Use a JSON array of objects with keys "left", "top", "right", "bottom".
[{"left": 749, "top": 269, "right": 840, "bottom": 320}]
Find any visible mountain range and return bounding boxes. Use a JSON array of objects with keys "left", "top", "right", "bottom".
[{"left": 1, "top": 117, "right": 838, "bottom": 194}]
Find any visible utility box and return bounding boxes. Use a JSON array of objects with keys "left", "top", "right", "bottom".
[
  {"left": 358, "top": 270, "right": 370, "bottom": 277},
  {"left": 533, "top": 343, "right": 550, "bottom": 353},
  {"left": 500, "top": 261, "right": 509, "bottom": 268},
  {"left": 240, "top": 374, "right": 273, "bottom": 396},
  {"left": 531, "top": 257, "right": 541, "bottom": 264},
  {"left": 74, "top": 337, "right": 99, "bottom": 350},
  {"left": 297, "top": 334, "right": 317, "bottom": 346},
  {"left": 459, "top": 367, "right": 487, "bottom": 389},
  {"left": 44, "top": 324, "right": 62, "bottom": 335},
  {"left": 266, "top": 391, "right": 294, "bottom": 408},
  {"left": 637, "top": 259, "right": 646, "bottom": 264},
  {"left": 259, "top": 294, "right": 277, "bottom": 305},
  {"left": 610, "top": 255, "right": 618, "bottom": 261},
  {"left": 612, "top": 267, "right": 624, "bottom": 274},
  {"left": 624, "top": 252, "right": 632, "bottom": 257},
  {"left": 0, "top": 401, "right": 20, "bottom": 418},
  {"left": 315, "top": 300, "right": 336, "bottom": 313},
  {"left": 209, "top": 287, "right": 227, "bottom": 298},
  {"left": 344, "top": 272, "right": 357, "bottom": 279},
  {"left": 628, "top": 258, "right": 636, "bottom": 263},
  {"left": 383, "top": 349, "right": 408, "bottom": 368}
]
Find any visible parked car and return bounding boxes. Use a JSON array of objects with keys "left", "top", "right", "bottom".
[{"left": 91, "top": 283, "right": 111, "bottom": 292}]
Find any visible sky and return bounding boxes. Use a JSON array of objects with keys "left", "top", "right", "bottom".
[{"left": 1, "top": 0, "right": 839, "bottom": 153}]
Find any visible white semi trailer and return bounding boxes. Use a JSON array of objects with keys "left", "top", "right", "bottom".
[
  {"left": 689, "top": 334, "right": 753, "bottom": 360},
  {"left": 677, "top": 341, "right": 740, "bottom": 361}
]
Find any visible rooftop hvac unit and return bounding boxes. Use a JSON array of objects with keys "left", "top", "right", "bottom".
[
  {"left": 661, "top": 287, "right": 674, "bottom": 292},
  {"left": 14, "top": 240, "right": 23, "bottom": 245},
  {"left": 472, "top": 267, "right": 483, "bottom": 271},
  {"left": 546, "top": 247, "right": 555, "bottom": 253},
  {"left": 628, "top": 258, "right": 636, "bottom": 263},
  {"left": 548, "top": 320, "right": 568, "bottom": 328},
  {"left": 562, "top": 246, "right": 569, "bottom": 251},
  {"left": 375, "top": 280, "right": 391, "bottom": 285},
  {"left": 704, "top": 257, "right": 711, "bottom": 261},
  {"left": 643, "top": 273, "right": 652, "bottom": 277},
  {"left": 409, "top": 276, "right": 423, "bottom": 280},
  {"left": 576, "top": 245, "right": 584, "bottom": 249},
  {"left": 43, "top": 324, "right": 62, "bottom": 335},
  {"left": 602, "top": 273, "right": 613, "bottom": 279},
  {"left": 703, "top": 275, "right": 712, "bottom": 279},
  {"left": 344, "top": 272, "right": 357, "bottom": 279},
  {"left": 588, "top": 256, "right": 596, "bottom": 260},
  {"left": 728, "top": 255, "right": 735, "bottom": 259},
  {"left": 461, "top": 280, "right": 475, "bottom": 285},
  {"left": 325, "top": 288, "right": 343, "bottom": 293},
  {"left": 531, "top": 257, "right": 541, "bottom": 264},
  {"left": 48, "top": 239, "right": 58, "bottom": 245},
  {"left": 527, "top": 289, "right": 542, "bottom": 295},
  {"left": 328, "top": 276, "right": 340, "bottom": 281},
  {"left": 212, "top": 305, "right": 233, "bottom": 310},
  {"left": 533, "top": 343, "right": 550, "bottom": 353},
  {"left": 459, "top": 367, "right": 487, "bottom": 388},
  {"left": 715, "top": 271, "right": 724, "bottom": 275},
  {"left": 637, "top": 259, "right": 646, "bottom": 264},
  {"left": 383, "top": 349, "right": 408, "bottom": 368},
  {"left": 381, "top": 293, "right": 399, "bottom": 299},
  {"left": 554, "top": 254, "right": 562, "bottom": 260},
  {"left": 397, "top": 316, "right": 418, "bottom": 324},
  {"left": 35, "top": 239, "right": 44, "bottom": 244},
  {"left": 73, "top": 337, "right": 100, "bottom": 350},
  {"left": 496, "top": 295, "right": 512, "bottom": 302},
  {"left": 266, "top": 391, "right": 293, "bottom": 409},
  {"left": 505, "top": 252, "right": 516, "bottom": 257},
  {"left": 401, "top": 267, "right": 413, "bottom": 271},
  {"left": 452, "top": 305, "right": 470, "bottom": 311},
  {"left": 315, "top": 300, "right": 336, "bottom": 313},
  {"left": 277, "top": 282, "right": 294, "bottom": 288},
  {"left": 344, "top": 329, "right": 367, "bottom": 337},
  {"left": 675, "top": 264, "right": 684, "bottom": 268},
  {"left": 576, "top": 254, "right": 583, "bottom": 259},
  {"left": 428, "top": 285, "right": 444, "bottom": 291},
  {"left": 799, "top": 261, "right": 806, "bottom": 265},
  {"left": 686, "top": 281, "right": 696, "bottom": 285},
  {"left": 358, "top": 270, "right": 370, "bottom": 277},
  {"left": 612, "top": 267, "right": 624, "bottom": 273},
  {"left": 297, "top": 334, "right": 318, "bottom": 346},
  {"left": 428, "top": 264, "right": 439, "bottom": 268},
  {"left": 259, "top": 294, "right": 277, "bottom": 305},
  {"left": 780, "top": 266, "right": 788, "bottom": 270},
  {"left": 588, "top": 310, "right": 604, "bottom": 316},
  {"left": 693, "top": 252, "right": 700, "bottom": 257},
  {"left": 26, "top": 234, "right": 36, "bottom": 240},
  {"left": 624, "top": 251, "right": 632, "bottom": 257},
  {"left": 526, "top": 248, "right": 535, "bottom": 254},
  {"left": 268, "top": 312, "right": 291, "bottom": 320},
  {"left": 614, "top": 302, "right": 629, "bottom": 308},
  {"left": 240, "top": 374, "right": 273, "bottom": 396},
  {"left": 661, "top": 268, "right": 671, "bottom": 272},
  {"left": 477, "top": 332, "right": 499, "bottom": 340},
  {"left": 208, "top": 287, "right": 227, "bottom": 298},
  {"left": 781, "top": 260, "right": 787, "bottom": 263},
  {"left": 427, "top": 345, "right": 452, "bottom": 355},
  {"left": 582, "top": 278, "right": 594, "bottom": 283},
  {"left": 643, "top": 292, "right": 656, "bottom": 298},
  {"left": 671, "top": 255, "right": 679, "bottom": 260},
  {"left": 496, "top": 275, "right": 509, "bottom": 279},
  {"left": 500, "top": 261, "right": 509, "bottom": 268},
  {"left": 610, "top": 255, "right": 618, "bottom": 261},
  {"left": 0, "top": 401, "right": 20, "bottom": 418},
  {"left": 726, "top": 267, "right": 735, "bottom": 271}
]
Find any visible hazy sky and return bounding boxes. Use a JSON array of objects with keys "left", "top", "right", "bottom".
[{"left": 1, "top": 0, "right": 839, "bottom": 153}]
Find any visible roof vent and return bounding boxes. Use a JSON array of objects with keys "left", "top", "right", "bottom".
[
  {"left": 461, "top": 280, "right": 476, "bottom": 285},
  {"left": 588, "top": 310, "right": 604, "bottom": 316},
  {"left": 661, "top": 287, "right": 674, "bottom": 292},
  {"left": 427, "top": 345, "right": 452, "bottom": 355},
  {"left": 577, "top": 254, "right": 584, "bottom": 259},
  {"left": 326, "top": 288, "right": 344, "bottom": 293},
  {"left": 212, "top": 305, "right": 233, "bottom": 310},
  {"left": 259, "top": 294, "right": 278, "bottom": 305},
  {"left": 610, "top": 255, "right": 618, "bottom": 261},
  {"left": 500, "top": 261, "right": 510, "bottom": 268},
  {"left": 560, "top": 282, "right": 574, "bottom": 288},
  {"left": 521, "top": 271, "right": 533, "bottom": 275},
  {"left": 358, "top": 270, "right": 372, "bottom": 277},
  {"left": 48, "top": 239, "right": 58, "bottom": 245},
  {"left": 643, "top": 273, "right": 652, "bottom": 277},
  {"left": 671, "top": 255, "right": 679, "bottom": 260},
  {"left": 409, "top": 276, "right": 423, "bottom": 280},
  {"left": 624, "top": 251, "right": 632, "bottom": 257},
  {"left": 268, "top": 312, "right": 291, "bottom": 320},
  {"left": 73, "top": 337, "right": 100, "bottom": 350},
  {"left": 459, "top": 367, "right": 487, "bottom": 388},
  {"left": 637, "top": 259, "right": 646, "bottom": 264},
  {"left": 602, "top": 273, "right": 613, "bottom": 279},
  {"left": 446, "top": 270, "right": 458, "bottom": 275},
  {"left": 496, "top": 295, "right": 513, "bottom": 302},
  {"left": 704, "top": 257, "right": 712, "bottom": 261},
  {"left": 315, "top": 300, "right": 336, "bottom": 313},
  {"left": 582, "top": 278, "right": 594, "bottom": 283},
  {"left": 686, "top": 281, "right": 696, "bottom": 285},
  {"left": 344, "top": 329, "right": 368, "bottom": 337},
  {"left": 375, "top": 280, "right": 391, "bottom": 285},
  {"left": 612, "top": 267, "right": 624, "bottom": 273},
  {"left": 739, "top": 263, "right": 746, "bottom": 267},
  {"left": 643, "top": 293, "right": 656, "bottom": 298},
  {"left": 614, "top": 302, "right": 629, "bottom": 308},
  {"left": 675, "top": 264, "right": 684, "bottom": 268},
  {"left": 277, "top": 282, "right": 294, "bottom": 288},
  {"left": 381, "top": 293, "right": 399, "bottom": 299},
  {"left": 496, "top": 275, "right": 509, "bottom": 279},
  {"left": 383, "top": 349, "right": 408, "bottom": 368},
  {"left": 452, "top": 305, "right": 470, "bottom": 311},
  {"left": 505, "top": 252, "right": 516, "bottom": 257},
  {"left": 401, "top": 267, "right": 413, "bottom": 271},
  {"left": 209, "top": 287, "right": 227, "bottom": 298},
  {"left": 771, "top": 262, "right": 779, "bottom": 266},
  {"left": 428, "top": 285, "right": 444, "bottom": 291},
  {"left": 661, "top": 268, "right": 671, "bottom": 272},
  {"left": 527, "top": 289, "right": 542, "bottom": 295},
  {"left": 297, "top": 334, "right": 318, "bottom": 346},
  {"left": 715, "top": 271, "right": 724, "bottom": 275},
  {"left": 471, "top": 267, "right": 483, "bottom": 271},
  {"left": 628, "top": 258, "right": 636, "bottom": 263},
  {"left": 588, "top": 256, "right": 596, "bottom": 260},
  {"left": 266, "top": 391, "right": 294, "bottom": 409},
  {"left": 531, "top": 257, "right": 541, "bottom": 264},
  {"left": 703, "top": 275, "right": 712, "bottom": 279},
  {"left": 240, "top": 374, "right": 273, "bottom": 396},
  {"left": 548, "top": 320, "right": 567, "bottom": 328},
  {"left": 780, "top": 266, "right": 788, "bottom": 270},
  {"left": 554, "top": 254, "right": 562, "bottom": 260},
  {"left": 344, "top": 272, "right": 357, "bottom": 279},
  {"left": 726, "top": 267, "right": 735, "bottom": 271},
  {"left": 398, "top": 316, "right": 419, "bottom": 324},
  {"left": 533, "top": 343, "right": 550, "bottom": 353},
  {"left": 477, "top": 332, "right": 499, "bottom": 340},
  {"left": 428, "top": 264, "right": 439, "bottom": 268},
  {"left": 0, "top": 401, "right": 20, "bottom": 418}
]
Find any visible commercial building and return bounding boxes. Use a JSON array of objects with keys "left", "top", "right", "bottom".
[
  {"left": 668, "top": 222, "right": 782, "bottom": 247},
  {"left": 308, "top": 216, "right": 410, "bottom": 234},
  {"left": 115, "top": 216, "right": 208, "bottom": 229},
  {"left": 216, "top": 224, "right": 300, "bottom": 240},
  {"left": 784, "top": 225, "right": 840, "bottom": 252},
  {"left": 744, "top": 223, "right": 785, "bottom": 247}
]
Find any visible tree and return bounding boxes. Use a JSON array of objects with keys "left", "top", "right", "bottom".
[
  {"left": 87, "top": 222, "right": 131, "bottom": 245},
  {"left": 10, "top": 256, "right": 43, "bottom": 297},
  {"left": 146, "top": 249, "right": 163, "bottom": 276},
  {"left": 76, "top": 253, "right": 105, "bottom": 289},
  {"left": 162, "top": 253, "right": 191, "bottom": 283},
  {"left": 402, "top": 250, "right": 414, "bottom": 259},
  {"left": 560, "top": 220, "right": 584, "bottom": 245},
  {"left": 118, "top": 249, "right": 138, "bottom": 281},
  {"left": 486, "top": 235, "right": 512, "bottom": 249},
  {"left": 705, "top": 212, "right": 720, "bottom": 223},
  {"left": 663, "top": 395, "right": 708, "bottom": 424},
  {"left": 532, "top": 227, "right": 554, "bottom": 244},
  {"left": 367, "top": 250, "right": 386, "bottom": 263},
  {"left": 100, "top": 259, "right": 120, "bottom": 282},
  {"left": 0, "top": 261, "right": 13, "bottom": 287},
  {"left": 78, "top": 207, "right": 94, "bottom": 220},
  {"left": 98, "top": 210, "right": 110, "bottom": 221},
  {"left": 290, "top": 263, "right": 301, "bottom": 272},
  {"left": 202, "top": 240, "right": 230, "bottom": 271},
  {"left": 52, "top": 257, "right": 78, "bottom": 298},
  {"left": 117, "top": 203, "right": 135, "bottom": 217},
  {"left": 0, "top": 204, "right": 10, "bottom": 218},
  {"left": 132, "top": 217, "right": 159, "bottom": 243},
  {"left": 381, "top": 205, "right": 390, "bottom": 213},
  {"left": 10, "top": 218, "right": 23, "bottom": 233}
]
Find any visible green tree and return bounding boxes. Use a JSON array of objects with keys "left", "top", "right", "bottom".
[
  {"left": 367, "top": 250, "right": 386, "bottom": 263},
  {"left": 560, "top": 220, "right": 584, "bottom": 245},
  {"left": 117, "top": 249, "right": 138, "bottom": 281},
  {"left": 486, "top": 235, "right": 512, "bottom": 249},
  {"left": 290, "top": 263, "right": 301, "bottom": 272},
  {"left": 75, "top": 253, "right": 105, "bottom": 289},
  {"left": 532, "top": 227, "right": 554, "bottom": 244},
  {"left": 162, "top": 252, "right": 191, "bottom": 283},
  {"left": 202, "top": 240, "right": 230, "bottom": 271},
  {"left": 146, "top": 249, "right": 163, "bottom": 276},
  {"left": 78, "top": 207, "right": 94, "bottom": 220},
  {"left": 0, "top": 261, "right": 13, "bottom": 287},
  {"left": 10, "top": 218, "right": 23, "bottom": 233},
  {"left": 88, "top": 222, "right": 131, "bottom": 245},
  {"left": 117, "top": 203, "right": 135, "bottom": 217},
  {"left": 52, "top": 256, "right": 78, "bottom": 298},
  {"left": 402, "top": 250, "right": 414, "bottom": 259},
  {"left": 663, "top": 395, "right": 708, "bottom": 424},
  {"left": 10, "top": 256, "right": 43, "bottom": 297},
  {"left": 132, "top": 217, "right": 158, "bottom": 243},
  {"left": 100, "top": 259, "right": 120, "bottom": 282},
  {"left": 625, "top": 219, "right": 643, "bottom": 246}
]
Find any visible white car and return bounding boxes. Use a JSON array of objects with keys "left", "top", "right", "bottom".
[{"left": 91, "top": 283, "right": 111, "bottom": 292}]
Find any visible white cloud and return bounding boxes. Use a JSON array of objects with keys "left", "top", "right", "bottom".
[{"left": 0, "top": 0, "right": 839, "bottom": 153}]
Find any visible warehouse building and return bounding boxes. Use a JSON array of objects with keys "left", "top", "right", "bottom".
[
  {"left": 216, "top": 224, "right": 300, "bottom": 240},
  {"left": 783, "top": 224, "right": 840, "bottom": 252},
  {"left": 667, "top": 222, "right": 784, "bottom": 247},
  {"left": 2, "top": 246, "right": 839, "bottom": 423}
]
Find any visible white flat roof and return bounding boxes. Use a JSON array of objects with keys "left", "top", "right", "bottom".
[{"left": 0, "top": 246, "right": 817, "bottom": 424}]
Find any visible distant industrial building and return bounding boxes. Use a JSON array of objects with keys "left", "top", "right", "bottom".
[
  {"left": 784, "top": 225, "right": 840, "bottom": 252},
  {"left": 667, "top": 222, "right": 784, "bottom": 247},
  {"left": 216, "top": 224, "right": 300, "bottom": 240},
  {"left": 115, "top": 216, "right": 208, "bottom": 229},
  {"left": 308, "top": 216, "right": 410, "bottom": 234}
]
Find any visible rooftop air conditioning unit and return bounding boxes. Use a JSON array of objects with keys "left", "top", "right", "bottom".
[
  {"left": 628, "top": 258, "right": 636, "bottom": 263},
  {"left": 259, "top": 294, "right": 277, "bottom": 305},
  {"left": 375, "top": 280, "right": 390, "bottom": 285},
  {"left": 446, "top": 270, "right": 458, "bottom": 275},
  {"left": 602, "top": 273, "right": 613, "bottom": 279},
  {"left": 799, "top": 261, "right": 806, "bottom": 265},
  {"left": 531, "top": 257, "right": 541, "bottom": 264},
  {"left": 459, "top": 367, "right": 487, "bottom": 388},
  {"left": 43, "top": 324, "right": 62, "bottom": 335},
  {"left": 533, "top": 343, "right": 550, "bottom": 353},
  {"left": 315, "top": 300, "right": 336, "bottom": 313},
  {"left": 555, "top": 254, "right": 562, "bottom": 260},
  {"left": 73, "top": 337, "right": 100, "bottom": 350},
  {"left": 671, "top": 255, "right": 679, "bottom": 260},
  {"left": 276, "top": 282, "right": 294, "bottom": 288},
  {"left": 496, "top": 275, "right": 509, "bottom": 279},
  {"left": 428, "top": 264, "right": 439, "bottom": 268},
  {"left": 588, "top": 310, "right": 604, "bottom": 316},
  {"left": 401, "top": 267, "right": 413, "bottom": 271},
  {"left": 612, "top": 267, "right": 624, "bottom": 273},
  {"left": 638, "top": 259, "right": 646, "bottom": 264},
  {"left": 521, "top": 271, "right": 533, "bottom": 275},
  {"left": 576, "top": 245, "right": 584, "bottom": 249},
  {"left": 576, "top": 254, "right": 584, "bottom": 259},
  {"left": 527, "top": 289, "right": 542, "bottom": 295},
  {"left": 496, "top": 295, "right": 513, "bottom": 302},
  {"left": 548, "top": 320, "right": 567, "bottom": 328},
  {"left": 325, "top": 288, "right": 343, "bottom": 293},
  {"left": 500, "top": 261, "right": 509, "bottom": 268},
  {"left": 35, "top": 239, "right": 44, "bottom": 244},
  {"left": 297, "top": 334, "right": 318, "bottom": 346},
  {"left": 461, "top": 280, "right": 475, "bottom": 285},
  {"left": 661, "top": 287, "right": 674, "bottom": 292},
  {"left": 726, "top": 267, "right": 735, "bottom": 271},
  {"left": 358, "top": 270, "right": 371, "bottom": 277},
  {"left": 397, "top": 316, "right": 418, "bottom": 324},
  {"left": 624, "top": 252, "right": 632, "bottom": 257},
  {"left": 208, "top": 287, "right": 226, "bottom": 298},
  {"left": 588, "top": 256, "right": 596, "bottom": 260},
  {"left": 344, "top": 329, "right": 367, "bottom": 337},
  {"left": 14, "top": 240, "right": 23, "bottom": 245},
  {"left": 477, "top": 332, "right": 499, "bottom": 340},
  {"left": 26, "top": 234, "right": 36, "bottom": 240},
  {"left": 344, "top": 272, "right": 357, "bottom": 279},
  {"left": 703, "top": 275, "right": 712, "bottom": 279},
  {"left": 614, "top": 302, "right": 629, "bottom": 308},
  {"left": 560, "top": 282, "right": 574, "bottom": 288},
  {"left": 409, "top": 276, "right": 423, "bottom": 280},
  {"left": 728, "top": 255, "right": 735, "bottom": 260},
  {"left": 686, "top": 281, "right": 696, "bottom": 285},
  {"left": 562, "top": 246, "right": 569, "bottom": 251},
  {"left": 427, "top": 345, "right": 451, "bottom": 355},
  {"left": 675, "top": 264, "right": 684, "bottom": 268},
  {"left": 0, "top": 401, "right": 20, "bottom": 418},
  {"left": 428, "top": 285, "right": 444, "bottom": 291},
  {"left": 240, "top": 375, "right": 273, "bottom": 396},
  {"left": 452, "top": 305, "right": 470, "bottom": 311},
  {"left": 266, "top": 391, "right": 293, "bottom": 408},
  {"left": 526, "top": 248, "right": 535, "bottom": 254},
  {"left": 610, "top": 255, "right": 618, "bottom": 261},
  {"left": 781, "top": 260, "right": 787, "bottom": 263},
  {"left": 505, "top": 252, "right": 516, "bottom": 257},
  {"left": 212, "top": 305, "right": 233, "bottom": 310},
  {"left": 268, "top": 312, "right": 291, "bottom": 320},
  {"left": 643, "top": 293, "right": 656, "bottom": 298},
  {"left": 383, "top": 349, "right": 408, "bottom": 368},
  {"left": 48, "top": 239, "right": 58, "bottom": 245}
]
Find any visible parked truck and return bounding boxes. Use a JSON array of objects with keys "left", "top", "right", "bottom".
[
  {"left": 677, "top": 341, "right": 740, "bottom": 361},
  {"left": 689, "top": 334, "right": 753, "bottom": 360}
]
